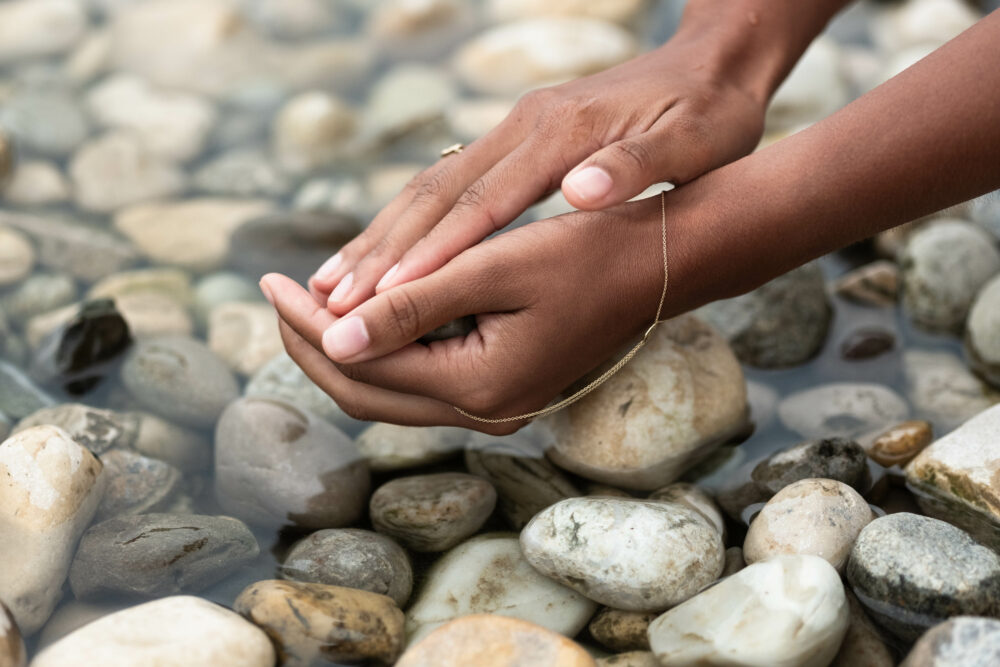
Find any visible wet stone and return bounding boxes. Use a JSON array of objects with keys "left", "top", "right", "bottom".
[
  {"left": 14, "top": 403, "right": 137, "bottom": 456},
  {"left": 0, "top": 360, "right": 55, "bottom": 420},
  {"left": 841, "top": 327, "right": 896, "bottom": 360},
  {"left": 588, "top": 607, "right": 655, "bottom": 653},
  {"left": 1, "top": 601, "right": 26, "bottom": 667},
  {"left": 279, "top": 528, "right": 413, "bottom": 607},
  {"left": 903, "top": 349, "right": 999, "bottom": 430},
  {"left": 835, "top": 260, "right": 900, "bottom": 307},
  {"left": 0, "top": 272, "right": 77, "bottom": 325},
  {"left": 778, "top": 382, "right": 910, "bottom": 441},
  {"left": 129, "top": 411, "right": 212, "bottom": 473},
  {"left": 370, "top": 472, "right": 497, "bottom": 552},
  {"left": 357, "top": 423, "right": 468, "bottom": 472},
  {"left": 846, "top": 513, "right": 1000, "bottom": 643},
  {"left": 68, "top": 513, "right": 259, "bottom": 600},
  {"left": 94, "top": 449, "right": 182, "bottom": 521},
  {"left": 234, "top": 580, "right": 405, "bottom": 666},
  {"left": 867, "top": 420, "right": 933, "bottom": 467},
  {"left": 207, "top": 302, "right": 283, "bottom": 377},
  {"left": 900, "top": 616, "right": 1000, "bottom": 667}
]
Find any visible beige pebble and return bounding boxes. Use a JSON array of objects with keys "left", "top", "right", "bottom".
[
  {"left": 595, "top": 651, "right": 658, "bottom": 667},
  {"left": 588, "top": 607, "right": 655, "bottom": 652},
  {"left": 834, "top": 260, "right": 899, "bottom": 307},
  {"left": 867, "top": 420, "right": 933, "bottom": 467},
  {"left": 0, "top": 226, "right": 34, "bottom": 286}
]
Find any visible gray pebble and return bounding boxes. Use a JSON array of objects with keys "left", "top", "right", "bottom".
[
  {"left": 0, "top": 273, "right": 77, "bottom": 325},
  {"left": 901, "top": 616, "right": 1000, "bottom": 667},
  {"left": 94, "top": 449, "right": 182, "bottom": 521},
  {"left": 15, "top": 403, "right": 136, "bottom": 455}
]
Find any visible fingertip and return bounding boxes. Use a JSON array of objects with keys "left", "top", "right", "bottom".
[
  {"left": 312, "top": 252, "right": 343, "bottom": 286},
  {"left": 562, "top": 165, "right": 613, "bottom": 207},
  {"left": 374, "top": 262, "right": 400, "bottom": 293},
  {"left": 322, "top": 316, "right": 371, "bottom": 362}
]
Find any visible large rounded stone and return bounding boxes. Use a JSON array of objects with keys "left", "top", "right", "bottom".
[
  {"left": 357, "top": 423, "right": 468, "bottom": 471},
  {"left": 0, "top": 0, "right": 86, "bottom": 65},
  {"left": 279, "top": 528, "right": 413, "bottom": 607},
  {"left": 901, "top": 616, "right": 1000, "bottom": 667},
  {"left": 208, "top": 302, "right": 283, "bottom": 377},
  {"left": 520, "top": 497, "right": 724, "bottom": 611},
  {"left": 14, "top": 403, "right": 137, "bottom": 456},
  {"left": 966, "top": 274, "right": 1000, "bottom": 387},
  {"left": 93, "top": 449, "right": 182, "bottom": 521},
  {"left": 648, "top": 555, "right": 849, "bottom": 667},
  {"left": 846, "top": 513, "right": 1000, "bottom": 642},
  {"left": 778, "top": 382, "right": 910, "bottom": 441},
  {"left": 903, "top": 349, "right": 999, "bottom": 430},
  {"left": 215, "top": 397, "right": 369, "bottom": 529},
  {"left": 544, "top": 315, "right": 746, "bottom": 491},
  {"left": 272, "top": 91, "right": 357, "bottom": 172},
  {"left": 31, "top": 596, "right": 275, "bottom": 667}
]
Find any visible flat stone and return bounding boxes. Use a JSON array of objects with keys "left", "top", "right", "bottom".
[
  {"left": 867, "top": 420, "right": 933, "bottom": 467},
  {"left": 215, "top": 397, "right": 369, "bottom": 529},
  {"left": 0, "top": 226, "right": 34, "bottom": 287},
  {"left": 405, "top": 533, "right": 596, "bottom": 644},
  {"left": 356, "top": 423, "right": 468, "bottom": 471},
  {"left": 544, "top": 314, "right": 747, "bottom": 491},
  {"left": 1, "top": 601, "right": 26, "bottom": 667},
  {"left": 31, "top": 596, "right": 275, "bottom": 667},
  {"left": 648, "top": 555, "right": 849, "bottom": 667},
  {"left": 0, "top": 89, "right": 90, "bottom": 158},
  {"left": 0, "top": 426, "right": 106, "bottom": 634},
  {"left": 87, "top": 268, "right": 194, "bottom": 306},
  {"left": 967, "top": 274, "right": 1000, "bottom": 388},
  {"left": 698, "top": 262, "right": 832, "bottom": 368},
  {"left": 14, "top": 403, "right": 137, "bottom": 456},
  {"left": 831, "top": 591, "right": 895, "bottom": 667},
  {"left": 778, "top": 382, "right": 910, "bottom": 441},
  {"left": 840, "top": 328, "right": 896, "bottom": 360},
  {"left": 0, "top": 0, "right": 86, "bottom": 65},
  {"left": 193, "top": 271, "right": 262, "bottom": 327},
  {"left": 272, "top": 91, "right": 357, "bottom": 172},
  {"left": 903, "top": 349, "right": 999, "bottom": 431},
  {"left": 2, "top": 160, "right": 71, "bottom": 206},
  {"left": 905, "top": 403, "right": 1000, "bottom": 551},
  {"left": 0, "top": 272, "right": 77, "bottom": 324},
  {"left": 744, "top": 478, "right": 873, "bottom": 571},
  {"left": 234, "top": 580, "right": 404, "bottom": 666},
  {"left": 521, "top": 497, "right": 724, "bottom": 611},
  {"left": 900, "top": 616, "right": 1000, "bottom": 667},
  {"left": 93, "top": 449, "right": 182, "bottom": 521},
  {"left": 588, "top": 608, "right": 655, "bottom": 653},
  {"left": 130, "top": 411, "right": 212, "bottom": 472},
  {"left": 835, "top": 260, "right": 900, "bottom": 307},
  {"left": 68, "top": 513, "right": 259, "bottom": 599},
  {"left": 120, "top": 336, "right": 239, "bottom": 428},
  {"left": 279, "top": 528, "right": 412, "bottom": 607},
  {"left": 396, "top": 614, "right": 596, "bottom": 667},
  {"left": 362, "top": 64, "right": 457, "bottom": 142},
  {"left": 192, "top": 148, "right": 292, "bottom": 198},
  {"left": 0, "top": 360, "right": 55, "bottom": 420},
  {"left": 208, "top": 302, "right": 283, "bottom": 377},
  {"left": 370, "top": 472, "right": 496, "bottom": 552},
  {"left": 846, "top": 513, "right": 1000, "bottom": 642}
]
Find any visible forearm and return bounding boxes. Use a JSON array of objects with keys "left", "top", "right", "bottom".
[
  {"left": 663, "top": 11, "right": 1000, "bottom": 314},
  {"left": 665, "top": 0, "right": 854, "bottom": 103}
]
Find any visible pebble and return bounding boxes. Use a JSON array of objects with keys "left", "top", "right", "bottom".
[
  {"left": 31, "top": 596, "right": 275, "bottom": 667},
  {"left": 293, "top": 176, "right": 368, "bottom": 218},
  {"left": 245, "top": 351, "right": 364, "bottom": 435},
  {"left": 903, "top": 349, "right": 999, "bottom": 430},
  {"left": 465, "top": 429, "right": 582, "bottom": 529},
  {"left": 966, "top": 273, "right": 1000, "bottom": 387},
  {"left": 0, "top": 360, "right": 55, "bottom": 420},
  {"left": 831, "top": 591, "right": 895, "bottom": 667},
  {"left": 521, "top": 497, "right": 724, "bottom": 611},
  {"left": 69, "top": 131, "right": 186, "bottom": 213},
  {"left": 88, "top": 267, "right": 194, "bottom": 304},
  {"left": 93, "top": 449, "right": 182, "bottom": 521},
  {"left": 366, "top": 163, "right": 424, "bottom": 210},
  {"left": 129, "top": 410, "right": 212, "bottom": 472},
  {"left": 405, "top": 533, "right": 597, "bottom": 644},
  {"left": 234, "top": 580, "right": 404, "bottom": 665},
  {"left": 588, "top": 608, "right": 655, "bottom": 653},
  {"left": 367, "top": 0, "right": 466, "bottom": 49},
  {"left": 120, "top": 336, "right": 239, "bottom": 428},
  {"left": 905, "top": 403, "right": 1000, "bottom": 551},
  {"left": 834, "top": 260, "right": 900, "bottom": 307},
  {"left": 34, "top": 600, "right": 127, "bottom": 652},
  {"left": 846, "top": 513, "right": 1000, "bottom": 642},
  {"left": 647, "top": 482, "right": 725, "bottom": 537},
  {"left": 1, "top": 601, "right": 26, "bottom": 667},
  {"left": 0, "top": 272, "right": 77, "bottom": 325},
  {"left": 900, "top": 616, "right": 1000, "bottom": 667},
  {"left": 65, "top": 29, "right": 112, "bottom": 84},
  {"left": 0, "top": 0, "right": 86, "bottom": 65},
  {"left": 840, "top": 327, "right": 896, "bottom": 360},
  {"left": 192, "top": 148, "right": 292, "bottom": 198},
  {"left": 248, "top": 0, "right": 344, "bottom": 39},
  {"left": 723, "top": 546, "right": 746, "bottom": 576},
  {"left": 370, "top": 472, "right": 496, "bottom": 552},
  {"left": 363, "top": 65, "right": 457, "bottom": 141},
  {"left": 697, "top": 260, "right": 831, "bottom": 369},
  {"left": 208, "top": 302, "right": 283, "bottom": 377},
  {"left": 778, "top": 382, "right": 910, "bottom": 441},
  {"left": 357, "top": 423, "right": 468, "bottom": 471},
  {"left": 447, "top": 98, "right": 514, "bottom": 142},
  {"left": 113, "top": 198, "right": 274, "bottom": 273},
  {"left": 0, "top": 89, "right": 90, "bottom": 158},
  {"left": 1, "top": 160, "right": 70, "bottom": 206},
  {"left": 545, "top": 315, "right": 746, "bottom": 491},
  {"left": 68, "top": 513, "right": 259, "bottom": 599},
  {"left": 487, "top": 0, "right": 646, "bottom": 23},
  {"left": 215, "top": 397, "right": 370, "bottom": 529},
  {"left": 193, "top": 271, "right": 262, "bottom": 326},
  {"left": 872, "top": 0, "right": 980, "bottom": 52},
  {"left": 595, "top": 652, "right": 658, "bottom": 667},
  {"left": 227, "top": 210, "right": 361, "bottom": 285},
  {"left": 648, "top": 555, "right": 849, "bottom": 667},
  {"left": 744, "top": 478, "right": 873, "bottom": 571},
  {"left": 273, "top": 91, "right": 357, "bottom": 172},
  {"left": 767, "top": 37, "right": 849, "bottom": 130},
  {"left": 397, "top": 614, "right": 596, "bottom": 667},
  {"left": 867, "top": 420, "right": 933, "bottom": 467},
  {"left": 0, "top": 426, "right": 107, "bottom": 635},
  {"left": 900, "top": 219, "right": 1000, "bottom": 331},
  {"left": 454, "top": 18, "right": 636, "bottom": 95},
  {"left": 279, "top": 528, "right": 413, "bottom": 607},
  {"left": 0, "top": 226, "right": 35, "bottom": 287},
  {"left": 14, "top": 403, "right": 136, "bottom": 456}
]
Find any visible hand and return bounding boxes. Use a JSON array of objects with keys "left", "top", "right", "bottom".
[
  {"left": 309, "top": 27, "right": 768, "bottom": 315},
  {"left": 264, "top": 197, "right": 678, "bottom": 434}
]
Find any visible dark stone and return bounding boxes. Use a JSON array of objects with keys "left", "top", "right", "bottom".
[
  {"left": 68, "top": 513, "right": 260, "bottom": 600},
  {"left": 841, "top": 328, "right": 896, "bottom": 360},
  {"left": 847, "top": 513, "right": 1000, "bottom": 643},
  {"left": 32, "top": 299, "right": 131, "bottom": 395},
  {"left": 228, "top": 211, "right": 361, "bottom": 284},
  {"left": 901, "top": 616, "right": 1000, "bottom": 667}
]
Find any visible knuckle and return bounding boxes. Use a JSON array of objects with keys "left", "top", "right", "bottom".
[
  {"left": 336, "top": 396, "right": 372, "bottom": 422},
  {"left": 412, "top": 169, "right": 453, "bottom": 204},
  {"left": 384, "top": 288, "right": 425, "bottom": 341},
  {"left": 452, "top": 180, "right": 502, "bottom": 232},
  {"left": 611, "top": 137, "right": 655, "bottom": 173}
]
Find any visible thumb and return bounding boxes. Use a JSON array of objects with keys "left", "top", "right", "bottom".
[{"left": 562, "top": 131, "right": 685, "bottom": 210}]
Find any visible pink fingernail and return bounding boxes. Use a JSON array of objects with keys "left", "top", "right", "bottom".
[
  {"left": 329, "top": 272, "right": 353, "bottom": 303},
  {"left": 259, "top": 279, "right": 275, "bottom": 306},
  {"left": 565, "top": 166, "right": 613, "bottom": 202},
  {"left": 314, "top": 253, "right": 343, "bottom": 282},
  {"left": 323, "top": 317, "right": 370, "bottom": 360},
  {"left": 376, "top": 263, "right": 400, "bottom": 291}
]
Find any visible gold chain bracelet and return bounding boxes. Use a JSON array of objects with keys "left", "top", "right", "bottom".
[{"left": 455, "top": 190, "right": 670, "bottom": 424}]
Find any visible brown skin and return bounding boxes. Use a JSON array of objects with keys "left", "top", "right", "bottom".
[{"left": 262, "top": 6, "right": 1000, "bottom": 434}]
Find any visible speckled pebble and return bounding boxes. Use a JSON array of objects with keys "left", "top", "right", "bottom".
[
  {"left": 588, "top": 607, "right": 655, "bottom": 653},
  {"left": 900, "top": 616, "right": 1000, "bottom": 667},
  {"left": 867, "top": 420, "right": 932, "bottom": 467}
]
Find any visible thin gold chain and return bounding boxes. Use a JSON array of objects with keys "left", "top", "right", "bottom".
[{"left": 455, "top": 190, "right": 669, "bottom": 424}]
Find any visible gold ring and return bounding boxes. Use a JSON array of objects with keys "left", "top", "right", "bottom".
[{"left": 440, "top": 143, "right": 465, "bottom": 158}]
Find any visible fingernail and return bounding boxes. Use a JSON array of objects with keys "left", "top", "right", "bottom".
[
  {"left": 329, "top": 272, "right": 353, "bottom": 303},
  {"left": 376, "top": 263, "right": 399, "bottom": 291},
  {"left": 314, "top": 253, "right": 342, "bottom": 282},
  {"left": 323, "top": 316, "right": 370, "bottom": 360},
  {"left": 565, "top": 166, "right": 613, "bottom": 202},
  {"left": 259, "top": 279, "right": 275, "bottom": 306}
]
